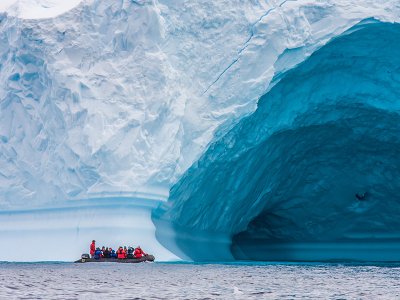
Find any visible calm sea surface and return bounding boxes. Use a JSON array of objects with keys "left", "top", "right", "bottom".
[{"left": 0, "top": 262, "right": 399, "bottom": 299}]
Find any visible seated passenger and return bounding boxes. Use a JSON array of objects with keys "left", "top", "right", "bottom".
[
  {"left": 101, "top": 246, "right": 106, "bottom": 258},
  {"left": 134, "top": 246, "right": 146, "bottom": 258},
  {"left": 109, "top": 248, "right": 116, "bottom": 258},
  {"left": 94, "top": 247, "right": 102, "bottom": 260},
  {"left": 127, "top": 247, "right": 134, "bottom": 259},
  {"left": 103, "top": 247, "right": 110, "bottom": 258},
  {"left": 117, "top": 246, "right": 126, "bottom": 259},
  {"left": 123, "top": 246, "right": 128, "bottom": 258}
]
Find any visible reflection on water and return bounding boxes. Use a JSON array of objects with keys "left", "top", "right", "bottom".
[{"left": 0, "top": 262, "right": 399, "bottom": 299}]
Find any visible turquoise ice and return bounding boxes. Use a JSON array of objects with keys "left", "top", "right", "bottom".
[{"left": 154, "top": 20, "right": 400, "bottom": 261}]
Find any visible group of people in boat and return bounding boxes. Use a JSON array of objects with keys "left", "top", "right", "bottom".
[{"left": 90, "top": 240, "right": 147, "bottom": 260}]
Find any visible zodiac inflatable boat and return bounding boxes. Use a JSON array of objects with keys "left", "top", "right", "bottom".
[{"left": 75, "top": 254, "right": 155, "bottom": 263}]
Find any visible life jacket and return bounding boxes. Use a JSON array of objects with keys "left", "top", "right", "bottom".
[
  {"left": 117, "top": 249, "right": 126, "bottom": 259},
  {"left": 94, "top": 249, "right": 102, "bottom": 259},
  {"left": 134, "top": 248, "right": 143, "bottom": 258}
]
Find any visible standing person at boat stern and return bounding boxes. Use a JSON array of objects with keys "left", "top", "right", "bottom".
[{"left": 90, "top": 240, "right": 96, "bottom": 258}]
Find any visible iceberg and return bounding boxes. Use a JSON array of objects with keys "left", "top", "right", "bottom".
[{"left": 0, "top": 0, "right": 399, "bottom": 261}]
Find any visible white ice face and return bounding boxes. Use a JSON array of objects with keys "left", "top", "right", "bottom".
[
  {"left": 0, "top": 0, "right": 397, "bottom": 209},
  {"left": 0, "top": 0, "right": 83, "bottom": 19}
]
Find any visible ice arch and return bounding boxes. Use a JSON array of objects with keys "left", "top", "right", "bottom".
[{"left": 153, "top": 20, "right": 400, "bottom": 261}]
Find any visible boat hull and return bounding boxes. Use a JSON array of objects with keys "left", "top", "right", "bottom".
[{"left": 75, "top": 255, "right": 155, "bottom": 263}]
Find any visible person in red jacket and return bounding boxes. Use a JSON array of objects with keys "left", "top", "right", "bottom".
[
  {"left": 90, "top": 240, "right": 96, "bottom": 258},
  {"left": 134, "top": 246, "right": 146, "bottom": 258},
  {"left": 117, "top": 247, "right": 126, "bottom": 259}
]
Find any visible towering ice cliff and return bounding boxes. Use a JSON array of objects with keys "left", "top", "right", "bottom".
[{"left": 0, "top": 0, "right": 399, "bottom": 261}]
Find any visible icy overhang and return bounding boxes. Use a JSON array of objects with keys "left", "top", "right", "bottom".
[{"left": 154, "top": 20, "right": 400, "bottom": 262}]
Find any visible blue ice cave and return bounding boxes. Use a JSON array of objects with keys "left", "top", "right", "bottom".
[{"left": 153, "top": 20, "right": 400, "bottom": 261}]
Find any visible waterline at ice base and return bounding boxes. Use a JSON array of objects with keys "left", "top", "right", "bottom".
[
  {"left": 154, "top": 20, "right": 400, "bottom": 262},
  {"left": 0, "top": 195, "right": 178, "bottom": 262},
  {"left": 0, "top": 0, "right": 400, "bottom": 263}
]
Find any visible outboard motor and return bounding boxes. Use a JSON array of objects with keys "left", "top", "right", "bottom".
[{"left": 81, "top": 253, "right": 90, "bottom": 262}]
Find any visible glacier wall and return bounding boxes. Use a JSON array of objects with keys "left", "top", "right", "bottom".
[
  {"left": 1, "top": 0, "right": 398, "bottom": 209},
  {"left": 154, "top": 20, "right": 400, "bottom": 261}
]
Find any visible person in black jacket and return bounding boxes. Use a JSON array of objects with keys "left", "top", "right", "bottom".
[
  {"left": 127, "top": 246, "right": 134, "bottom": 259},
  {"left": 103, "top": 247, "right": 110, "bottom": 258}
]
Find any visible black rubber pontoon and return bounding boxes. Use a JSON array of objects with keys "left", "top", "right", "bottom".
[{"left": 75, "top": 255, "right": 155, "bottom": 263}]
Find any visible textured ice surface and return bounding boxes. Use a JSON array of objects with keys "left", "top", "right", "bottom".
[
  {"left": 155, "top": 21, "right": 400, "bottom": 261},
  {"left": 0, "top": 0, "right": 82, "bottom": 19},
  {"left": 1, "top": 0, "right": 398, "bottom": 208}
]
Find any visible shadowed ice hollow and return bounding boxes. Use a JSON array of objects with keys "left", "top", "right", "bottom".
[{"left": 154, "top": 20, "right": 400, "bottom": 262}]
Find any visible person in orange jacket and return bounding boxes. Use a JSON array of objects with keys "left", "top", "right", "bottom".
[
  {"left": 117, "top": 246, "right": 126, "bottom": 259},
  {"left": 123, "top": 246, "right": 128, "bottom": 258},
  {"left": 134, "top": 246, "right": 146, "bottom": 258},
  {"left": 90, "top": 240, "right": 96, "bottom": 258}
]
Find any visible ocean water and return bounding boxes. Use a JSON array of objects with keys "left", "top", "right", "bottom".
[{"left": 0, "top": 262, "right": 399, "bottom": 299}]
